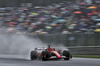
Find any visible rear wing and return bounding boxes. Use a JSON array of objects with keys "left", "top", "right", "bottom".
[{"left": 35, "top": 47, "right": 47, "bottom": 50}]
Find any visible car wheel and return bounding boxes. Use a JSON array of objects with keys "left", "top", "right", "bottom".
[
  {"left": 41, "top": 51, "right": 49, "bottom": 61},
  {"left": 30, "top": 51, "right": 38, "bottom": 60},
  {"left": 63, "top": 50, "right": 70, "bottom": 60}
]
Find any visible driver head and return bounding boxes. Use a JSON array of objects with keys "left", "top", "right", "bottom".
[{"left": 47, "top": 45, "right": 51, "bottom": 48}]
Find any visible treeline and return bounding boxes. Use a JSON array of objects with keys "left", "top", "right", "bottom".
[{"left": 0, "top": 0, "right": 75, "bottom": 7}]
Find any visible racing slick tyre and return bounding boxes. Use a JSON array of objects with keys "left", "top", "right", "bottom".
[
  {"left": 30, "top": 51, "right": 38, "bottom": 60},
  {"left": 41, "top": 51, "right": 49, "bottom": 61},
  {"left": 63, "top": 50, "right": 70, "bottom": 60}
]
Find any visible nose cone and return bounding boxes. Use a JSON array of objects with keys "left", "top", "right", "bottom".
[{"left": 51, "top": 51, "right": 61, "bottom": 58}]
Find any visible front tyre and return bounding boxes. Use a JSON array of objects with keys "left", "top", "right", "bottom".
[
  {"left": 63, "top": 50, "right": 70, "bottom": 60},
  {"left": 41, "top": 51, "right": 49, "bottom": 61}
]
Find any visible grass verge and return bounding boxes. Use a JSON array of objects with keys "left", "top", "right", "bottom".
[{"left": 72, "top": 55, "right": 100, "bottom": 59}]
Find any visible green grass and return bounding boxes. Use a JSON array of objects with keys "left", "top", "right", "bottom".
[{"left": 72, "top": 55, "right": 100, "bottom": 59}]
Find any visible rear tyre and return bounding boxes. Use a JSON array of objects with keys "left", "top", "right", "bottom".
[
  {"left": 42, "top": 51, "right": 49, "bottom": 61},
  {"left": 63, "top": 50, "right": 70, "bottom": 60},
  {"left": 30, "top": 51, "right": 38, "bottom": 60}
]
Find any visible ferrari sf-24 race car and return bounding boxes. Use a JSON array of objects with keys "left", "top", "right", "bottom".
[{"left": 30, "top": 45, "right": 72, "bottom": 61}]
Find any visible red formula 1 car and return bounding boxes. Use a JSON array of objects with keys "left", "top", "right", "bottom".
[{"left": 30, "top": 45, "right": 72, "bottom": 61}]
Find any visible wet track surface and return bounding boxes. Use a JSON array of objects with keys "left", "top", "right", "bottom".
[{"left": 0, "top": 58, "right": 100, "bottom": 66}]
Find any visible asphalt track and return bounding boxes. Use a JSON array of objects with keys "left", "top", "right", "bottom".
[{"left": 0, "top": 58, "right": 100, "bottom": 66}]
